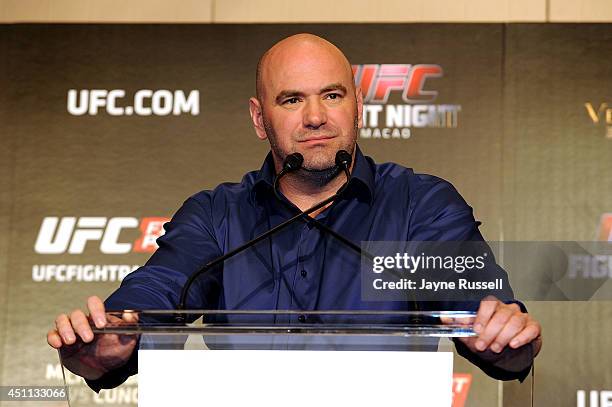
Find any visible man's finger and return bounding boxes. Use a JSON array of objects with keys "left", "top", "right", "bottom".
[
  {"left": 456, "top": 315, "right": 475, "bottom": 326},
  {"left": 439, "top": 316, "right": 454, "bottom": 325},
  {"left": 475, "top": 306, "right": 514, "bottom": 351},
  {"left": 47, "top": 329, "right": 63, "bottom": 348},
  {"left": 440, "top": 315, "right": 474, "bottom": 327},
  {"left": 509, "top": 320, "right": 541, "bottom": 349},
  {"left": 87, "top": 296, "right": 106, "bottom": 329},
  {"left": 122, "top": 310, "right": 139, "bottom": 324},
  {"left": 55, "top": 314, "right": 76, "bottom": 345},
  {"left": 489, "top": 313, "right": 527, "bottom": 353},
  {"left": 473, "top": 297, "right": 499, "bottom": 334},
  {"left": 70, "top": 309, "right": 94, "bottom": 343}
]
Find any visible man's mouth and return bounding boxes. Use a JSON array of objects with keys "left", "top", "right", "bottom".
[{"left": 299, "top": 135, "right": 335, "bottom": 144}]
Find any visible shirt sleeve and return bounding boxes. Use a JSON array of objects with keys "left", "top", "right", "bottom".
[
  {"left": 407, "top": 176, "right": 515, "bottom": 302},
  {"left": 407, "top": 176, "right": 534, "bottom": 381},
  {"left": 86, "top": 194, "right": 223, "bottom": 391},
  {"left": 407, "top": 175, "right": 484, "bottom": 242},
  {"left": 105, "top": 195, "right": 223, "bottom": 311}
]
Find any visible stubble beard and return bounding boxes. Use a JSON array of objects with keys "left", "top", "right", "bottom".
[{"left": 262, "top": 112, "right": 358, "bottom": 188}]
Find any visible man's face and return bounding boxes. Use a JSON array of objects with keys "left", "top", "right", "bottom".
[{"left": 251, "top": 41, "right": 363, "bottom": 172}]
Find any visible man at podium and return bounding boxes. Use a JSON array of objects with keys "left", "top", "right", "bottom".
[{"left": 48, "top": 33, "right": 542, "bottom": 390}]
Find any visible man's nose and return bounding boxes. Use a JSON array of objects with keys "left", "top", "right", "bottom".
[{"left": 302, "top": 98, "right": 327, "bottom": 129}]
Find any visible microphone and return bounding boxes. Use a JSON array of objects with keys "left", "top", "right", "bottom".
[
  {"left": 335, "top": 150, "right": 352, "bottom": 175},
  {"left": 274, "top": 153, "right": 304, "bottom": 202},
  {"left": 334, "top": 150, "right": 352, "bottom": 196},
  {"left": 284, "top": 152, "right": 304, "bottom": 172},
  {"left": 176, "top": 151, "right": 353, "bottom": 321}
]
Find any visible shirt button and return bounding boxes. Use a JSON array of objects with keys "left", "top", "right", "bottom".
[
  {"left": 298, "top": 315, "right": 306, "bottom": 323},
  {"left": 300, "top": 270, "right": 307, "bottom": 278}
]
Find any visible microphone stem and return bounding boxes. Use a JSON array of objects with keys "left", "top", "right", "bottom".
[
  {"left": 274, "top": 166, "right": 370, "bottom": 259},
  {"left": 177, "top": 192, "right": 341, "bottom": 314},
  {"left": 178, "top": 157, "right": 421, "bottom": 322}
]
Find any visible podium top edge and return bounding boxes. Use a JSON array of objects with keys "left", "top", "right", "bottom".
[{"left": 105, "top": 310, "right": 477, "bottom": 317}]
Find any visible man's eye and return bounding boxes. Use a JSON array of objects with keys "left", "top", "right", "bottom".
[
  {"left": 325, "top": 93, "right": 342, "bottom": 100},
  {"left": 283, "top": 97, "right": 300, "bottom": 105}
]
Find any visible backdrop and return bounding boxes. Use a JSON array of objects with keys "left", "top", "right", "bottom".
[{"left": 0, "top": 23, "right": 611, "bottom": 407}]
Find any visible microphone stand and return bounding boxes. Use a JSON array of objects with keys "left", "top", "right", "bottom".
[
  {"left": 176, "top": 150, "right": 421, "bottom": 324},
  {"left": 273, "top": 157, "right": 373, "bottom": 261},
  {"left": 273, "top": 157, "right": 422, "bottom": 322},
  {"left": 175, "top": 169, "right": 350, "bottom": 322}
]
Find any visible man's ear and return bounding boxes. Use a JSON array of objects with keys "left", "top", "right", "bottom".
[
  {"left": 355, "top": 87, "right": 363, "bottom": 129},
  {"left": 249, "top": 97, "right": 268, "bottom": 141}
]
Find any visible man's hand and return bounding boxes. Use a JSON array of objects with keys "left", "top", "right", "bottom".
[
  {"left": 458, "top": 296, "right": 542, "bottom": 355},
  {"left": 47, "top": 296, "right": 139, "bottom": 380}
]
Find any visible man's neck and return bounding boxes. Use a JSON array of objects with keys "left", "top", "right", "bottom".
[{"left": 278, "top": 168, "right": 349, "bottom": 216}]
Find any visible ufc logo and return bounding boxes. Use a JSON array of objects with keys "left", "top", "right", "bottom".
[
  {"left": 599, "top": 214, "right": 612, "bottom": 241},
  {"left": 352, "top": 64, "right": 443, "bottom": 104},
  {"left": 452, "top": 374, "right": 472, "bottom": 407},
  {"left": 34, "top": 217, "right": 169, "bottom": 254}
]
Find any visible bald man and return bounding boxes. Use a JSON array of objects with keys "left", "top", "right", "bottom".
[
  {"left": 49, "top": 33, "right": 541, "bottom": 390},
  {"left": 249, "top": 34, "right": 361, "bottom": 216}
]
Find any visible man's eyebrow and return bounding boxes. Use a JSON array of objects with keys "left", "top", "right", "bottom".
[
  {"left": 320, "top": 83, "right": 347, "bottom": 94},
  {"left": 275, "top": 84, "right": 349, "bottom": 104},
  {"left": 275, "top": 90, "right": 304, "bottom": 104}
]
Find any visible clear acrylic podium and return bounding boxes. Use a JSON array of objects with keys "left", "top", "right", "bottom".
[{"left": 57, "top": 310, "right": 534, "bottom": 407}]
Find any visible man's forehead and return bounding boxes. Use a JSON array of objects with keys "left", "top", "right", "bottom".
[
  {"left": 258, "top": 35, "right": 354, "bottom": 97},
  {"left": 268, "top": 55, "right": 350, "bottom": 88}
]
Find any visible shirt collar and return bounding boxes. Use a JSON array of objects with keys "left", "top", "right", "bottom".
[{"left": 252, "top": 145, "right": 375, "bottom": 204}]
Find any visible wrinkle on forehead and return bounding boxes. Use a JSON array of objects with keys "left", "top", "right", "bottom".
[{"left": 256, "top": 33, "right": 354, "bottom": 102}]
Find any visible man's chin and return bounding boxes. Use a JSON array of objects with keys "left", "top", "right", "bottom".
[
  {"left": 293, "top": 140, "right": 355, "bottom": 171},
  {"left": 302, "top": 165, "right": 337, "bottom": 173},
  {"left": 299, "top": 149, "right": 340, "bottom": 170},
  {"left": 297, "top": 164, "right": 342, "bottom": 186},
  {"left": 301, "top": 158, "right": 337, "bottom": 172}
]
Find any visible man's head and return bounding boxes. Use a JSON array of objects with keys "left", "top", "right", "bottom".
[{"left": 249, "top": 33, "right": 363, "bottom": 176}]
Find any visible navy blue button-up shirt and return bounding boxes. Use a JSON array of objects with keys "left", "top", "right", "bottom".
[{"left": 105, "top": 146, "right": 513, "bottom": 316}]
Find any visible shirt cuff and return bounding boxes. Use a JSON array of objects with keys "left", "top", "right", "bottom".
[
  {"left": 84, "top": 338, "right": 139, "bottom": 393},
  {"left": 453, "top": 337, "right": 534, "bottom": 382}
]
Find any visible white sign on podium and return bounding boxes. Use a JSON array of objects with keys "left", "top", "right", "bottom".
[{"left": 139, "top": 350, "right": 453, "bottom": 407}]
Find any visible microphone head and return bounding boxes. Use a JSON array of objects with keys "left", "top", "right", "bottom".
[
  {"left": 335, "top": 150, "right": 352, "bottom": 169},
  {"left": 282, "top": 153, "right": 304, "bottom": 172}
]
